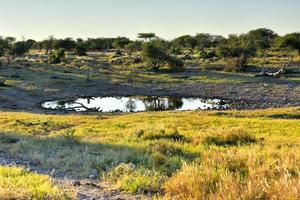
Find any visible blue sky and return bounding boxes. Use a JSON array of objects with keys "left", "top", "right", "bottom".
[{"left": 1, "top": 0, "right": 299, "bottom": 40}]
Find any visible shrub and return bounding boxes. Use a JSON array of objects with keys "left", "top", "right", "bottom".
[
  {"left": 49, "top": 48, "right": 65, "bottom": 64},
  {"left": 142, "top": 40, "right": 169, "bottom": 70},
  {"left": 224, "top": 56, "right": 247, "bottom": 72},
  {"left": 217, "top": 34, "right": 256, "bottom": 72},
  {"left": 166, "top": 55, "right": 185, "bottom": 72},
  {"left": 74, "top": 43, "right": 87, "bottom": 56}
]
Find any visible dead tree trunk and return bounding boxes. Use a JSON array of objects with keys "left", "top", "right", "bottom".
[
  {"left": 65, "top": 102, "right": 101, "bottom": 112},
  {"left": 255, "top": 59, "right": 292, "bottom": 78}
]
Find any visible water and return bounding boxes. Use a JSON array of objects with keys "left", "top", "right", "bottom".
[{"left": 42, "top": 96, "right": 230, "bottom": 112}]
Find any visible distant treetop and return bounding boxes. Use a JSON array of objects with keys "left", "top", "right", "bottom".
[{"left": 138, "top": 33, "right": 157, "bottom": 41}]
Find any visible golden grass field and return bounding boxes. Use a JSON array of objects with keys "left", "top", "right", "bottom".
[{"left": 1, "top": 106, "right": 300, "bottom": 199}]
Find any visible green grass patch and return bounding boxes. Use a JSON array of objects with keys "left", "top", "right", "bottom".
[{"left": 0, "top": 166, "right": 66, "bottom": 199}]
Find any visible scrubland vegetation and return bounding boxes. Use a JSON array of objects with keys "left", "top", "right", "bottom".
[{"left": 1, "top": 28, "right": 300, "bottom": 73}]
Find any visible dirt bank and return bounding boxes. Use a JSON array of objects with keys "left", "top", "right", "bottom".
[{"left": 1, "top": 63, "right": 300, "bottom": 112}]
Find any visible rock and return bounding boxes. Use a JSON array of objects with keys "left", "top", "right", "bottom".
[
  {"left": 72, "top": 180, "right": 81, "bottom": 186},
  {"left": 85, "top": 181, "right": 99, "bottom": 188},
  {"left": 77, "top": 192, "right": 89, "bottom": 199},
  {"left": 50, "top": 75, "right": 59, "bottom": 79},
  {"left": 89, "top": 169, "right": 99, "bottom": 179}
]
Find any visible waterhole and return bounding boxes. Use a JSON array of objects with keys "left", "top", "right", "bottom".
[{"left": 42, "top": 96, "right": 230, "bottom": 112}]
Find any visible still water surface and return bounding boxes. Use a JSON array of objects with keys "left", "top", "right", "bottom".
[{"left": 42, "top": 96, "right": 230, "bottom": 112}]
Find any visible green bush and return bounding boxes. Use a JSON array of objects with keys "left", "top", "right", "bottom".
[
  {"left": 166, "top": 55, "right": 185, "bottom": 72},
  {"left": 49, "top": 48, "right": 65, "bottom": 64},
  {"left": 74, "top": 44, "right": 87, "bottom": 56}
]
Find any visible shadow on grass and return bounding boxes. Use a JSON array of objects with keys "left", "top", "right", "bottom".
[
  {"left": 269, "top": 114, "right": 300, "bottom": 120},
  {"left": 0, "top": 129, "right": 198, "bottom": 180}
]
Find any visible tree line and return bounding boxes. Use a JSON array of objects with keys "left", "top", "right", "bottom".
[{"left": 0, "top": 28, "right": 300, "bottom": 71}]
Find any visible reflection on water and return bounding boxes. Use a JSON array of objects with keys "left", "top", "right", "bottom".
[{"left": 42, "top": 96, "right": 229, "bottom": 112}]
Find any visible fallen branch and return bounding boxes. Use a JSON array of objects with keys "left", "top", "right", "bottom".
[
  {"left": 255, "top": 58, "right": 292, "bottom": 78},
  {"left": 65, "top": 102, "right": 101, "bottom": 112}
]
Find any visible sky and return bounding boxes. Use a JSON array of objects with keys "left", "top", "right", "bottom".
[{"left": 0, "top": 0, "right": 300, "bottom": 40}]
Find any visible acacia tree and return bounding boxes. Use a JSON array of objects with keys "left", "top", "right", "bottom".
[
  {"left": 248, "top": 28, "right": 277, "bottom": 50},
  {"left": 138, "top": 33, "right": 157, "bottom": 42},
  {"left": 142, "top": 39, "right": 184, "bottom": 71},
  {"left": 142, "top": 40, "right": 167, "bottom": 70}
]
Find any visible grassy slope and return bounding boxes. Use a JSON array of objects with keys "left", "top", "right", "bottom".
[{"left": 0, "top": 107, "right": 300, "bottom": 198}]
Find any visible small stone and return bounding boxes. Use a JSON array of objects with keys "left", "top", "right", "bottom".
[
  {"left": 89, "top": 169, "right": 99, "bottom": 179},
  {"left": 77, "top": 192, "right": 88, "bottom": 199},
  {"left": 147, "top": 192, "right": 153, "bottom": 197},
  {"left": 72, "top": 180, "right": 81, "bottom": 186}
]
